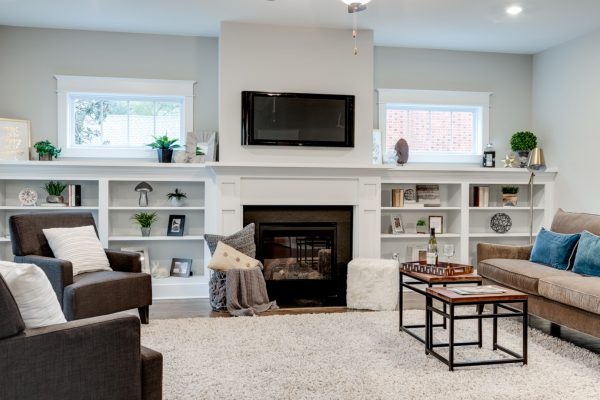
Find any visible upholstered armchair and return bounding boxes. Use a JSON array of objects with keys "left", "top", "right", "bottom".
[
  {"left": 9, "top": 212, "right": 152, "bottom": 323},
  {"left": 0, "top": 275, "right": 162, "bottom": 400}
]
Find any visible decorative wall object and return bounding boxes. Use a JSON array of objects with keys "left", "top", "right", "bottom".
[
  {"left": 391, "top": 215, "right": 404, "bottom": 234},
  {"left": 394, "top": 138, "right": 409, "bottom": 165},
  {"left": 372, "top": 130, "right": 382, "bottom": 165},
  {"left": 170, "top": 258, "right": 192, "bottom": 277},
  {"left": 167, "top": 215, "right": 186, "bottom": 236},
  {"left": 429, "top": 216, "right": 443, "bottom": 234},
  {"left": 490, "top": 213, "right": 512, "bottom": 233},
  {"left": 182, "top": 131, "right": 218, "bottom": 163},
  {"left": 0, "top": 118, "right": 31, "bottom": 161},
  {"left": 121, "top": 246, "right": 151, "bottom": 274},
  {"left": 18, "top": 188, "right": 38, "bottom": 206}
]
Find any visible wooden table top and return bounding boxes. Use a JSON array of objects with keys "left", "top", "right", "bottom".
[
  {"left": 401, "top": 269, "right": 482, "bottom": 284},
  {"left": 426, "top": 286, "right": 528, "bottom": 304}
]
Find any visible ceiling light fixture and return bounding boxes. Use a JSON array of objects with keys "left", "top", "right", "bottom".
[
  {"left": 340, "top": 0, "right": 372, "bottom": 55},
  {"left": 506, "top": 5, "right": 523, "bottom": 16}
]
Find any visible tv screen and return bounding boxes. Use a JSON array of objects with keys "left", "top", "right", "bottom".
[{"left": 242, "top": 91, "right": 354, "bottom": 147}]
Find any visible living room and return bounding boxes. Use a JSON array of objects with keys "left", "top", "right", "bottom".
[{"left": 1, "top": 1, "right": 600, "bottom": 399}]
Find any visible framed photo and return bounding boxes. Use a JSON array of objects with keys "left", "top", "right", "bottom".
[
  {"left": 429, "top": 216, "right": 443, "bottom": 234},
  {"left": 180, "top": 131, "right": 218, "bottom": 163},
  {"left": 0, "top": 118, "right": 31, "bottom": 161},
  {"left": 391, "top": 214, "right": 405, "bottom": 234},
  {"left": 170, "top": 258, "right": 192, "bottom": 277},
  {"left": 372, "top": 130, "right": 383, "bottom": 165},
  {"left": 121, "top": 246, "right": 151, "bottom": 274},
  {"left": 167, "top": 215, "right": 186, "bottom": 236}
]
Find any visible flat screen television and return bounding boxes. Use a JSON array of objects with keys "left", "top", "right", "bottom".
[{"left": 242, "top": 91, "right": 355, "bottom": 147}]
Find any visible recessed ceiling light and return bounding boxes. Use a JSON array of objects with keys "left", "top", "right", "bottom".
[{"left": 506, "top": 5, "right": 523, "bottom": 16}]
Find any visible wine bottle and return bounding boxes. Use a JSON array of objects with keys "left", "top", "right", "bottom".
[{"left": 426, "top": 228, "right": 438, "bottom": 266}]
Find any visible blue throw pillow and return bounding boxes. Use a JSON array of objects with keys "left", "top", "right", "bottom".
[
  {"left": 572, "top": 231, "right": 600, "bottom": 276},
  {"left": 530, "top": 228, "right": 580, "bottom": 270}
]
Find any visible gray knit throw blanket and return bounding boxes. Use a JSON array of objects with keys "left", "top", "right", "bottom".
[{"left": 225, "top": 267, "right": 278, "bottom": 316}]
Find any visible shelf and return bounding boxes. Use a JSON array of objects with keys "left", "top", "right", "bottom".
[
  {"left": 0, "top": 237, "right": 10, "bottom": 242},
  {"left": 108, "top": 235, "right": 205, "bottom": 241},
  {"left": 381, "top": 233, "right": 461, "bottom": 239},
  {"left": 152, "top": 275, "right": 206, "bottom": 286},
  {"left": 0, "top": 206, "right": 99, "bottom": 210},
  {"left": 109, "top": 206, "right": 205, "bottom": 211},
  {"left": 469, "top": 233, "right": 535, "bottom": 238},
  {"left": 469, "top": 207, "right": 543, "bottom": 211},
  {"left": 382, "top": 206, "right": 461, "bottom": 211}
]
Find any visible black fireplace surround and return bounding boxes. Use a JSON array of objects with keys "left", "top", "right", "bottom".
[{"left": 243, "top": 206, "right": 353, "bottom": 307}]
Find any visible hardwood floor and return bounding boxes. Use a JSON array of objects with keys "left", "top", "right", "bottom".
[{"left": 149, "top": 292, "right": 600, "bottom": 354}]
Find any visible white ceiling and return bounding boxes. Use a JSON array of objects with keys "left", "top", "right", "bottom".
[{"left": 1, "top": 0, "right": 600, "bottom": 54}]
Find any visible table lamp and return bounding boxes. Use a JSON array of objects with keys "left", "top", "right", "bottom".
[{"left": 526, "top": 148, "right": 546, "bottom": 244}]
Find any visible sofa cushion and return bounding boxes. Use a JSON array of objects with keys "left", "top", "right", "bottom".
[
  {"left": 551, "top": 208, "right": 600, "bottom": 235},
  {"left": 572, "top": 230, "right": 600, "bottom": 277},
  {"left": 208, "top": 242, "right": 260, "bottom": 271},
  {"left": 478, "top": 258, "right": 573, "bottom": 295},
  {"left": 0, "top": 275, "right": 25, "bottom": 339},
  {"left": 529, "top": 228, "right": 580, "bottom": 270},
  {"left": 538, "top": 275, "right": 600, "bottom": 315},
  {"left": 204, "top": 223, "right": 256, "bottom": 257}
]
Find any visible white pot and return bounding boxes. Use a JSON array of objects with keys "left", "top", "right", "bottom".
[{"left": 169, "top": 197, "right": 185, "bottom": 207}]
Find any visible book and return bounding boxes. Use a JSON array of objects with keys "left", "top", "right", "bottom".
[
  {"left": 416, "top": 184, "right": 440, "bottom": 207},
  {"left": 449, "top": 286, "right": 506, "bottom": 295},
  {"left": 472, "top": 186, "right": 489, "bottom": 207},
  {"left": 67, "top": 184, "right": 81, "bottom": 207}
]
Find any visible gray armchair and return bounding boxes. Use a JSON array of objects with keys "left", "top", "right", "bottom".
[
  {"left": 9, "top": 212, "right": 152, "bottom": 323},
  {"left": 0, "top": 275, "right": 162, "bottom": 400}
]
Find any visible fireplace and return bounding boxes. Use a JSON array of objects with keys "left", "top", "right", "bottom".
[{"left": 243, "top": 206, "right": 353, "bottom": 307}]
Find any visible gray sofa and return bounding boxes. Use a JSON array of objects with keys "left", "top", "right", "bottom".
[
  {"left": 0, "top": 274, "right": 162, "bottom": 400},
  {"left": 477, "top": 209, "right": 600, "bottom": 338}
]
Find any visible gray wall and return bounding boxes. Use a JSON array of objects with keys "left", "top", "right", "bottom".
[
  {"left": 533, "top": 28, "right": 600, "bottom": 214},
  {"left": 0, "top": 26, "right": 218, "bottom": 144},
  {"left": 374, "top": 47, "right": 533, "bottom": 160}
]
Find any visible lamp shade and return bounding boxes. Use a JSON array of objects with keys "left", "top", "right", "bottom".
[{"left": 526, "top": 148, "right": 546, "bottom": 173}]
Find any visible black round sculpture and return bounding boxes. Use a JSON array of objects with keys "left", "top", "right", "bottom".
[
  {"left": 395, "top": 138, "right": 409, "bottom": 166},
  {"left": 490, "top": 213, "right": 512, "bottom": 234}
]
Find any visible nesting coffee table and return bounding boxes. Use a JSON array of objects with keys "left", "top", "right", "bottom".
[{"left": 425, "top": 286, "right": 528, "bottom": 371}]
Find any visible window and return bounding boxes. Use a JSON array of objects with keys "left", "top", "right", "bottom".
[
  {"left": 56, "top": 76, "right": 195, "bottom": 158},
  {"left": 378, "top": 89, "right": 491, "bottom": 164}
]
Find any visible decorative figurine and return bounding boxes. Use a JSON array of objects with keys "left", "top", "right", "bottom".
[{"left": 395, "top": 138, "right": 409, "bottom": 166}]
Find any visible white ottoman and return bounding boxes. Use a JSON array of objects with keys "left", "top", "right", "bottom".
[{"left": 346, "top": 258, "right": 399, "bottom": 311}]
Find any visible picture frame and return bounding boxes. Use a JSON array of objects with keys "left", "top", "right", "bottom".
[
  {"left": 167, "top": 215, "right": 186, "bottom": 236},
  {"left": 180, "top": 131, "right": 218, "bottom": 163},
  {"left": 0, "top": 118, "right": 31, "bottom": 161},
  {"left": 121, "top": 246, "right": 151, "bottom": 274},
  {"left": 391, "top": 214, "right": 405, "bottom": 234},
  {"left": 170, "top": 258, "right": 192, "bottom": 277},
  {"left": 429, "top": 216, "right": 443, "bottom": 234},
  {"left": 372, "top": 130, "right": 383, "bottom": 165}
]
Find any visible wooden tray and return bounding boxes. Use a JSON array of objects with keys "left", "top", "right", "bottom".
[{"left": 401, "top": 261, "right": 474, "bottom": 276}]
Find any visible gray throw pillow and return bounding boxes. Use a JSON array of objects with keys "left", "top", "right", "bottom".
[{"left": 204, "top": 223, "right": 256, "bottom": 257}]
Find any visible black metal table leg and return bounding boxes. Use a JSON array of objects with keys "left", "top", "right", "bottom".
[
  {"left": 425, "top": 295, "right": 432, "bottom": 355},
  {"left": 399, "top": 272, "right": 403, "bottom": 331},
  {"left": 442, "top": 283, "right": 447, "bottom": 329},
  {"left": 477, "top": 304, "right": 483, "bottom": 348},
  {"left": 448, "top": 304, "right": 455, "bottom": 371},
  {"left": 492, "top": 303, "right": 498, "bottom": 351},
  {"left": 523, "top": 300, "right": 528, "bottom": 365}
]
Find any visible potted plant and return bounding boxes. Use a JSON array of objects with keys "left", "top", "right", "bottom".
[
  {"left": 167, "top": 188, "right": 187, "bottom": 207},
  {"left": 44, "top": 181, "right": 67, "bottom": 204},
  {"left": 509, "top": 131, "right": 537, "bottom": 168},
  {"left": 501, "top": 186, "right": 519, "bottom": 207},
  {"left": 131, "top": 212, "right": 158, "bottom": 237},
  {"left": 146, "top": 134, "right": 181, "bottom": 163},
  {"left": 416, "top": 219, "right": 427, "bottom": 234},
  {"left": 33, "top": 140, "right": 61, "bottom": 161}
]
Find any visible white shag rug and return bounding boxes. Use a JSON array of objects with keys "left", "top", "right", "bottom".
[{"left": 142, "top": 311, "right": 600, "bottom": 400}]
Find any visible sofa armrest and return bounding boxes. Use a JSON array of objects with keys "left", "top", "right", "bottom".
[
  {"left": 476, "top": 242, "right": 533, "bottom": 265},
  {"left": 14, "top": 255, "right": 73, "bottom": 306},
  {"left": 0, "top": 315, "right": 143, "bottom": 400},
  {"left": 141, "top": 346, "right": 163, "bottom": 400},
  {"left": 105, "top": 249, "right": 142, "bottom": 273}
]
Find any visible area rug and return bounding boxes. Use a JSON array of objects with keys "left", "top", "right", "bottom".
[{"left": 141, "top": 311, "right": 600, "bottom": 400}]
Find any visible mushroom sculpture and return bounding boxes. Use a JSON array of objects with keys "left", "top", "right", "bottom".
[{"left": 134, "top": 182, "right": 153, "bottom": 207}]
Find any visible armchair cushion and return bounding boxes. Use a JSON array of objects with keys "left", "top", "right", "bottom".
[
  {"left": 0, "top": 275, "right": 25, "bottom": 339},
  {"left": 0, "top": 262, "right": 66, "bottom": 328},
  {"left": 43, "top": 225, "right": 111, "bottom": 276},
  {"left": 63, "top": 271, "right": 152, "bottom": 321},
  {"left": 105, "top": 249, "right": 142, "bottom": 273},
  {"left": 13, "top": 255, "right": 73, "bottom": 307}
]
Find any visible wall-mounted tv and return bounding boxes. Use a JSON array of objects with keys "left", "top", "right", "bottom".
[{"left": 242, "top": 91, "right": 355, "bottom": 147}]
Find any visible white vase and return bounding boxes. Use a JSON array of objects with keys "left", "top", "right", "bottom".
[{"left": 169, "top": 197, "right": 184, "bottom": 207}]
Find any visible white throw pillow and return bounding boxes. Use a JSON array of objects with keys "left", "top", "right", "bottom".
[
  {"left": 43, "top": 225, "right": 111, "bottom": 276},
  {"left": 208, "top": 241, "right": 260, "bottom": 271},
  {"left": 0, "top": 261, "right": 67, "bottom": 328}
]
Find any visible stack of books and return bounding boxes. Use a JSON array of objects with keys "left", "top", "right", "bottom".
[
  {"left": 67, "top": 184, "right": 82, "bottom": 207},
  {"left": 472, "top": 186, "right": 489, "bottom": 207}
]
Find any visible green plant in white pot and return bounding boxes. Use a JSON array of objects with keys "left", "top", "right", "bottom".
[
  {"left": 416, "top": 219, "right": 427, "bottom": 234},
  {"left": 44, "top": 180, "right": 66, "bottom": 204},
  {"left": 131, "top": 212, "right": 158, "bottom": 237},
  {"left": 167, "top": 188, "right": 187, "bottom": 207}
]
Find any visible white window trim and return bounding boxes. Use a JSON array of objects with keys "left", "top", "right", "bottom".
[
  {"left": 56, "top": 75, "right": 195, "bottom": 159},
  {"left": 377, "top": 89, "right": 492, "bottom": 164}
]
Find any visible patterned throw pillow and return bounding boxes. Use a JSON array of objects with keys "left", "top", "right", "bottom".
[
  {"left": 208, "top": 242, "right": 260, "bottom": 271},
  {"left": 204, "top": 223, "right": 256, "bottom": 257}
]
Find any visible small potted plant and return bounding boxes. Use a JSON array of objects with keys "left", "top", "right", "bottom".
[
  {"left": 416, "top": 219, "right": 427, "bottom": 234},
  {"left": 167, "top": 188, "right": 187, "bottom": 207},
  {"left": 146, "top": 134, "right": 181, "bottom": 163},
  {"left": 509, "top": 131, "right": 537, "bottom": 168},
  {"left": 44, "top": 180, "right": 67, "bottom": 204},
  {"left": 131, "top": 212, "right": 158, "bottom": 237},
  {"left": 501, "top": 186, "right": 519, "bottom": 207},
  {"left": 34, "top": 140, "right": 61, "bottom": 161}
]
